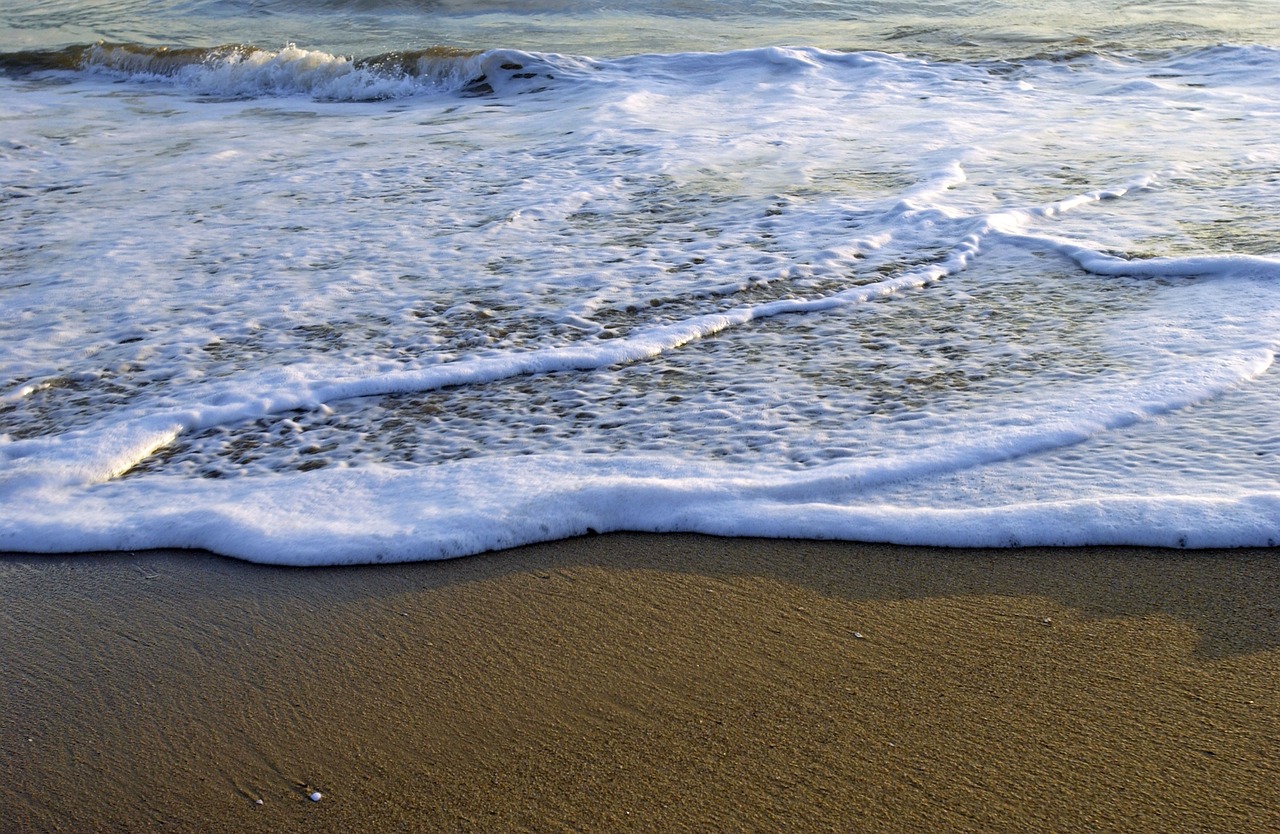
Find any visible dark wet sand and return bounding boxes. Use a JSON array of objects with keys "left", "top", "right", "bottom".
[{"left": 3, "top": 535, "right": 1279, "bottom": 833}]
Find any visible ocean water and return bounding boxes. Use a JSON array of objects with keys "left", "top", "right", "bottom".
[{"left": 3, "top": 1, "right": 1280, "bottom": 564}]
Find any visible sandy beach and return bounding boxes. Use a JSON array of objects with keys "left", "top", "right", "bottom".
[{"left": 2, "top": 535, "right": 1278, "bottom": 832}]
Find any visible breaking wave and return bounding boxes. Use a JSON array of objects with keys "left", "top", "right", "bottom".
[{"left": 0, "top": 42, "right": 577, "bottom": 99}]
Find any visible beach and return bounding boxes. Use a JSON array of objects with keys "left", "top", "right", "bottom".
[
  {"left": 3, "top": 535, "right": 1277, "bottom": 832},
  {"left": 5, "top": 1, "right": 1280, "bottom": 829}
]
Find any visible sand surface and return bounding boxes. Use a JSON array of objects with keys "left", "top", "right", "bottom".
[{"left": 3, "top": 535, "right": 1278, "bottom": 832}]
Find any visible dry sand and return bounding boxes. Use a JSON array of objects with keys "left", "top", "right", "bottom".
[{"left": 2, "top": 534, "right": 1278, "bottom": 832}]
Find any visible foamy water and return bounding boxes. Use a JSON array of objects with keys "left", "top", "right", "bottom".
[{"left": 3, "top": 2, "right": 1280, "bottom": 563}]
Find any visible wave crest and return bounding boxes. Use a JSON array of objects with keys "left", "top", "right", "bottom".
[{"left": 0, "top": 42, "right": 572, "bottom": 100}]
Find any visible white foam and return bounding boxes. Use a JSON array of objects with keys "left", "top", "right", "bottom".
[
  {"left": 5, "top": 43, "right": 1280, "bottom": 561},
  {"left": 6, "top": 448, "right": 1280, "bottom": 564}
]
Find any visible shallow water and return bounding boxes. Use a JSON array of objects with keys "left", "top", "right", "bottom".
[{"left": 3, "top": 1, "right": 1280, "bottom": 562}]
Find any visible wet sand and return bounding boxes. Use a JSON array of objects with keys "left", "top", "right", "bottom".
[{"left": 3, "top": 535, "right": 1278, "bottom": 832}]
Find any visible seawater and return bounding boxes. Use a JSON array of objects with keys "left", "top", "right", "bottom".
[{"left": 3, "top": 1, "right": 1280, "bottom": 564}]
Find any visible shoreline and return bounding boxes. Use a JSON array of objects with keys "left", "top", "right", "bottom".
[{"left": 3, "top": 535, "right": 1278, "bottom": 832}]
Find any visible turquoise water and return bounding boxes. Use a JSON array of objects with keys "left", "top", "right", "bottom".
[{"left": 4, "top": 0, "right": 1279, "bottom": 58}]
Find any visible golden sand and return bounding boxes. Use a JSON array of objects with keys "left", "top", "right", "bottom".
[{"left": 3, "top": 535, "right": 1278, "bottom": 832}]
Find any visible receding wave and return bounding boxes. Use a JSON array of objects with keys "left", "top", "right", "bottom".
[{"left": 0, "top": 42, "right": 574, "bottom": 99}]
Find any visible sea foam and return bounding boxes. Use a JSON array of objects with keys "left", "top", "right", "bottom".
[{"left": 3, "top": 43, "right": 1280, "bottom": 562}]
